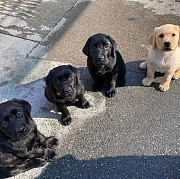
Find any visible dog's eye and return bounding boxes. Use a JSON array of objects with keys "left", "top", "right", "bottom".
[
  {"left": 69, "top": 75, "right": 73, "bottom": 79},
  {"left": 92, "top": 43, "right": 97, "bottom": 49},
  {"left": 172, "top": 33, "right": 176, "bottom": 37},
  {"left": 12, "top": 109, "right": 21, "bottom": 117},
  {"left": 56, "top": 76, "right": 62, "bottom": 82},
  {"left": 2, "top": 121, "right": 8, "bottom": 126},
  {"left": 16, "top": 111, "right": 21, "bottom": 117},
  {"left": 104, "top": 45, "right": 109, "bottom": 49},
  {"left": 159, "top": 34, "right": 164, "bottom": 38}
]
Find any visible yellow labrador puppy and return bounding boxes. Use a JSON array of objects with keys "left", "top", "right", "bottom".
[{"left": 140, "top": 24, "right": 180, "bottom": 91}]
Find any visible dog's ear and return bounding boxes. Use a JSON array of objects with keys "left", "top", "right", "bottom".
[
  {"left": 106, "top": 35, "right": 117, "bottom": 58},
  {"left": 68, "top": 65, "right": 81, "bottom": 85},
  {"left": 176, "top": 25, "right": 180, "bottom": 47},
  {"left": 45, "top": 70, "right": 57, "bottom": 102},
  {"left": 82, "top": 37, "right": 92, "bottom": 56},
  {"left": 149, "top": 28, "right": 157, "bottom": 49},
  {"left": 45, "top": 70, "right": 53, "bottom": 87},
  {"left": 179, "top": 29, "right": 180, "bottom": 47},
  {"left": 12, "top": 99, "right": 31, "bottom": 115}
]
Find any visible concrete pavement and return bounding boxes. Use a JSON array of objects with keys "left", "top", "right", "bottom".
[{"left": 0, "top": 0, "right": 179, "bottom": 178}]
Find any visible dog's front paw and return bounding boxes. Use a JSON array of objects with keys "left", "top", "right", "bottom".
[
  {"left": 106, "top": 88, "right": 116, "bottom": 98},
  {"left": 159, "top": 83, "right": 169, "bottom": 92},
  {"left": 81, "top": 101, "right": 91, "bottom": 109},
  {"left": 139, "top": 61, "right": 147, "bottom": 69},
  {"left": 45, "top": 137, "right": 58, "bottom": 149},
  {"left": 172, "top": 71, "right": 180, "bottom": 80},
  {"left": 62, "top": 115, "right": 72, "bottom": 126},
  {"left": 44, "top": 149, "right": 56, "bottom": 162},
  {"left": 142, "top": 77, "right": 152, "bottom": 86}
]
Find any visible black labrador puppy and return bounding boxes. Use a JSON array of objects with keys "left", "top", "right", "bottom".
[
  {"left": 83, "top": 33, "right": 126, "bottom": 97},
  {"left": 45, "top": 65, "right": 90, "bottom": 126},
  {"left": 0, "top": 99, "right": 58, "bottom": 178}
]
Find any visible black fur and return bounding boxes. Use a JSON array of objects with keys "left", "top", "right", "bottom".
[
  {"left": 45, "top": 65, "right": 90, "bottom": 126},
  {"left": 83, "top": 33, "right": 126, "bottom": 98},
  {"left": 0, "top": 99, "right": 58, "bottom": 178}
]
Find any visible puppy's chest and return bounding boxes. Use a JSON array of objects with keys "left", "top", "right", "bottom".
[{"left": 149, "top": 53, "right": 174, "bottom": 72}]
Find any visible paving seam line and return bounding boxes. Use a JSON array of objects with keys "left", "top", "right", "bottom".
[{"left": 26, "top": 0, "right": 79, "bottom": 58}]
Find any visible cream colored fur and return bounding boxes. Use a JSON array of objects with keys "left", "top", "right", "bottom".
[{"left": 140, "top": 24, "right": 180, "bottom": 91}]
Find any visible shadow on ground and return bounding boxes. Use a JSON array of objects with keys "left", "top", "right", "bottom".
[
  {"left": 0, "top": 60, "right": 171, "bottom": 123},
  {"left": 81, "top": 60, "right": 146, "bottom": 92},
  {"left": 124, "top": 60, "right": 175, "bottom": 91},
  {"left": 35, "top": 154, "right": 180, "bottom": 179}
]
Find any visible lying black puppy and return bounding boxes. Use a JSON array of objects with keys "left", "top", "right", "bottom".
[
  {"left": 83, "top": 33, "right": 126, "bottom": 98},
  {"left": 0, "top": 99, "right": 58, "bottom": 178},
  {"left": 45, "top": 65, "right": 90, "bottom": 126}
]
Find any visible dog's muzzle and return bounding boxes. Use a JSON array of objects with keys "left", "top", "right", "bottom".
[
  {"left": 163, "top": 41, "right": 171, "bottom": 51},
  {"left": 57, "top": 86, "right": 75, "bottom": 100},
  {"left": 14, "top": 123, "right": 30, "bottom": 140},
  {"left": 64, "top": 87, "right": 73, "bottom": 96}
]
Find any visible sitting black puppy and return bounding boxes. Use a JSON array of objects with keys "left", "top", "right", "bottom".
[
  {"left": 45, "top": 65, "right": 90, "bottom": 126},
  {"left": 0, "top": 99, "right": 58, "bottom": 178},
  {"left": 83, "top": 33, "right": 126, "bottom": 98}
]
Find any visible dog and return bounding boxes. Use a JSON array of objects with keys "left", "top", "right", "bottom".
[
  {"left": 82, "top": 33, "right": 126, "bottom": 97},
  {"left": 0, "top": 99, "right": 58, "bottom": 178},
  {"left": 140, "top": 24, "right": 180, "bottom": 91},
  {"left": 45, "top": 65, "right": 90, "bottom": 126}
]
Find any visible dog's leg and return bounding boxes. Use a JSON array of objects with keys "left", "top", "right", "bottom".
[
  {"left": 9, "top": 158, "right": 47, "bottom": 176},
  {"left": 4, "top": 149, "right": 55, "bottom": 176},
  {"left": 142, "top": 64, "right": 155, "bottom": 86},
  {"left": 16, "top": 140, "right": 55, "bottom": 162},
  {"left": 172, "top": 70, "right": 180, "bottom": 80},
  {"left": 159, "top": 71, "right": 174, "bottom": 91},
  {"left": 26, "top": 145, "right": 56, "bottom": 161},
  {"left": 20, "top": 146, "right": 44, "bottom": 158},
  {"left": 106, "top": 75, "right": 117, "bottom": 98},
  {"left": 22, "top": 146, "right": 54, "bottom": 162},
  {"left": 57, "top": 104, "right": 72, "bottom": 126},
  {"left": 36, "top": 131, "right": 58, "bottom": 149},
  {"left": 78, "top": 95, "right": 90, "bottom": 108}
]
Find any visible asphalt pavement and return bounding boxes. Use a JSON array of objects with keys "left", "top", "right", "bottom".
[{"left": 0, "top": 0, "right": 180, "bottom": 178}]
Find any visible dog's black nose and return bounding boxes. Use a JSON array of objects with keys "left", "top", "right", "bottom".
[
  {"left": 98, "top": 56, "right": 104, "bottom": 62},
  {"left": 164, "top": 41, "right": 171, "bottom": 47},
  {"left": 64, "top": 87, "right": 72, "bottom": 94},
  {"left": 17, "top": 126, "right": 27, "bottom": 133}
]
